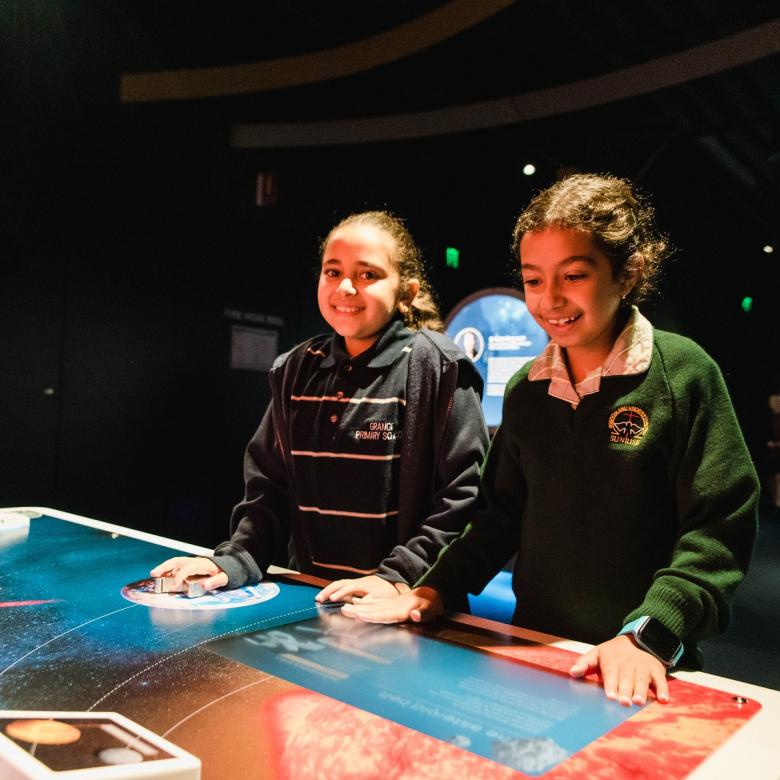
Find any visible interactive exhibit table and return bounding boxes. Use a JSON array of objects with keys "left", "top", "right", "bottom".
[{"left": 1, "top": 508, "right": 778, "bottom": 779}]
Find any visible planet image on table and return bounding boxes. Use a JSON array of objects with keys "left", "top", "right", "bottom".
[{"left": 5, "top": 719, "right": 81, "bottom": 745}]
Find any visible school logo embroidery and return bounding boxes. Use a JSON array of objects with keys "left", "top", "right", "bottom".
[
  {"left": 354, "top": 421, "right": 402, "bottom": 441},
  {"left": 608, "top": 405, "right": 649, "bottom": 446}
]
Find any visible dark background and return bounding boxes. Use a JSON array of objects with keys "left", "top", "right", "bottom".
[{"left": 1, "top": 1, "right": 778, "bottom": 547}]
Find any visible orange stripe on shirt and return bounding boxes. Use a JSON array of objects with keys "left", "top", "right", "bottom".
[
  {"left": 291, "top": 450, "right": 400, "bottom": 461},
  {"left": 310, "top": 560, "right": 380, "bottom": 575},
  {"left": 291, "top": 395, "right": 405, "bottom": 405},
  {"left": 298, "top": 505, "right": 399, "bottom": 519}
]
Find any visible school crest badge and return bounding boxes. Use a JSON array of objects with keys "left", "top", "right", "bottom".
[{"left": 608, "top": 405, "right": 649, "bottom": 446}]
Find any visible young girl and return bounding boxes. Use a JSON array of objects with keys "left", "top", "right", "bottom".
[
  {"left": 152, "top": 211, "right": 488, "bottom": 603},
  {"left": 343, "top": 175, "right": 759, "bottom": 707}
]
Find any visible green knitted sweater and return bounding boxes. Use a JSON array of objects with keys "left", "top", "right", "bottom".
[{"left": 419, "top": 329, "right": 759, "bottom": 668}]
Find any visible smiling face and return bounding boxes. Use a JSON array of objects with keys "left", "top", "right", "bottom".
[
  {"left": 520, "top": 227, "right": 634, "bottom": 381},
  {"left": 318, "top": 223, "right": 414, "bottom": 357}
]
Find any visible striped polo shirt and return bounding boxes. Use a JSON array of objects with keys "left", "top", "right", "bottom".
[{"left": 289, "top": 317, "right": 414, "bottom": 578}]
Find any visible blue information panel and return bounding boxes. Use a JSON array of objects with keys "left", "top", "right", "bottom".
[
  {"left": 445, "top": 288, "right": 548, "bottom": 428},
  {"left": 211, "top": 612, "right": 637, "bottom": 776}
]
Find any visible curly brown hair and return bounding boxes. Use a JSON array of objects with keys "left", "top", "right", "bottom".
[
  {"left": 322, "top": 211, "right": 442, "bottom": 331},
  {"left": 512, "top": 173, "right": 669, "bottom": 305}
]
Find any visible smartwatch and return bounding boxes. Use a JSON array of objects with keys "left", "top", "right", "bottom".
[{"left": 618, "top": 616, "right": 684, "bottom": 667}]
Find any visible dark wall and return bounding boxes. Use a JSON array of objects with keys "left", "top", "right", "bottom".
[{"left": 1, "top": 108, "right": 776, "bottom": 546}]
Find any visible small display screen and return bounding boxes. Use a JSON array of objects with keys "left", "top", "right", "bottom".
[
  {"left": 445, "top": 289, "right": 548, "bottom": 428},
  {"left": 1, "top": 717, "right": 173, "bottom": 771},
  {"left": 638, "top": 619, "right": 681, "bottom": 660}
]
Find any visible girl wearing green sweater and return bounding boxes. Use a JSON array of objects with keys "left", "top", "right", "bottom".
[{"left": 342, "top": 174, "right": 759, "bottom": 708}]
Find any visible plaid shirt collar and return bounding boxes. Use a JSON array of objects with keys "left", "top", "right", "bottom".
[{"left": 528, "top": 306, "right": 653, "bottom": 409}]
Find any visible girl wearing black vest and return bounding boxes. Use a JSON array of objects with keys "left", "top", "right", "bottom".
[{"left": 152, "top": 212, "right": 488, "bottom": 605}]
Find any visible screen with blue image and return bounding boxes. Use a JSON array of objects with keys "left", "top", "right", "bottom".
[
  {"left": 210, "top": 610, "right": 639, "bottom": 776},
  {"left": 445, "top": 289, "right": 548, "bottom": 428}
]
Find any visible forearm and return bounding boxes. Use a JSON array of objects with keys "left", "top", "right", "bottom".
[
  {"left": 376, "top": 484, "right": 483, "bottom": 585},
  {"left": 221, "top": 403, "right": 292, "bottom": 583},
  {"left": 629, "top": 363, "right": 759, "bottom": 642},
  {"left": 419, "top": 425, "right": 524, "bottom": 607},
  {"left": 629, "top": 489, "right": 758, "bottom": 643}
]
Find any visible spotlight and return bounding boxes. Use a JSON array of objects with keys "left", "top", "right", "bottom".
[
  {"left": 762, "top": 244, "right": 774, "bottom": 254},
  {"left": 522, "top": 163, "right": 536, "bottom": 176}
]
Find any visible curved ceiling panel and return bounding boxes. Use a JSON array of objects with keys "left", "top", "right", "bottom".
[
  {"left": 120, "top": 0, "right": 516, "bottom": 102},
  {"left": 230, "top": 19, "right": 780, "bottom": 147}
]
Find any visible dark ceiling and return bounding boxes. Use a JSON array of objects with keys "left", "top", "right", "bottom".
[
  {"left": 3, "top": 0, "right": 779, "bottom": 236},
  {"left": 1, "top": 1, "right": 778, "bottom": 526}
]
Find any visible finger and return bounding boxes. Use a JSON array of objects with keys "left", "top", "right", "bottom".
[
  {"left": 601, "top": 662, "right": 619, "bottom": 702},
  {"left": 616, "top": 665, "right": 640, "bottom": 707},
  {"left": 150, "top": 557, "right": 184, "bottom": 577},
  {"left": 409, "top": 599, "right": 438, "bottom": 622},
  {"left": 340, "top": 601, "right": 407, "bottom": 624},
  {"left": 569, "top": 649, "right": 598, "bottom": 679},
  {"left": 327, "top": 584, "right": 362, "bottom": 603},
  {"left": 650, "top": 667, "right": 670, "bottom": 704},
  {"left": 172, "top": 568, "right": 191, "bottom": 588},
  {"left": 201, "top": 572, "right": 228, "bottom": 591},
  {"left": 315, "top": 581, "right": 345, "bottom": 602},
  {"left": 172, "top": 561, "right": 208, "bottom": 588},
  {"left": 414, "top": 595, "right": 446, "bottom": 622},
  {"left": 631, "top": 668, "right": 652, "bottom": 706},
  {"left": 350, "top": 609, "right": 401, "bottom": 624}
]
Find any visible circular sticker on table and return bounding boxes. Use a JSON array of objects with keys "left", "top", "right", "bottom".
[{"left": 121, "top": 579, "right": 280, "bottom": 610}]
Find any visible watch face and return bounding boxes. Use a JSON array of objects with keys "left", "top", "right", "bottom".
[{"left": 639, "top": 618, "right": 681, "bottom": 661}]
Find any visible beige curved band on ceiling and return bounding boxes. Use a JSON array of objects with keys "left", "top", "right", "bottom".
[
  {"left": 230, "top": 18, "right": 780, "bottom": 148},
  {"left": 119, "top": 0, "right": 516, "bottom": 102}
]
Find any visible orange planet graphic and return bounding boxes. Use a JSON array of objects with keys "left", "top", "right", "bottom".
[{"left": 5, "top": 718, "right": 81, "bottom": 745}]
